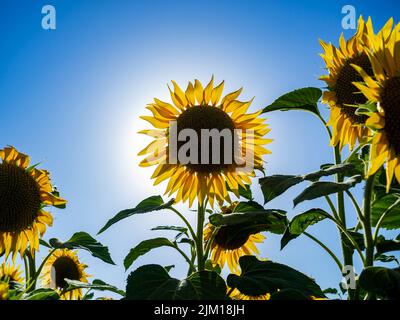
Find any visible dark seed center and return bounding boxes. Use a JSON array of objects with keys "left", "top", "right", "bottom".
[
  {"left": 381, "top": 76, "right": 400, "bottom": 155},
  {"left": 176, "top": 106, "right": 236, "bottom": 173},
  {"left": 335, "top": 53, "right": 373, "bottom": 124},
  {"left": 0, "top": 163, "right": 41, "bottom": 232},
  {"left": 52, "top": 256, "right": 81, "bottom": 289},
  {"left": 214, "top": 225, "right": 251, "bottom": 250}
]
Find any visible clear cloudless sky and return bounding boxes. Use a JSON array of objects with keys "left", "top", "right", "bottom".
[{"left": 1, "top": 0, "right": 399, "bottom": 297}]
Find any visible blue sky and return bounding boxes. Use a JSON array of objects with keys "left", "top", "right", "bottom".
[{"left": 1, "top": 0, "right": 399, "bottom": 297}]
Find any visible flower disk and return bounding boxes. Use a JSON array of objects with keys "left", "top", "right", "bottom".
[
  {"left": 42, "top": 249, "right": 89, "bottom": 300},
  {"left": 0, "top": 146, "right": 67, "bottom": 259},
  {"left": 0, "top": 163, "right": 41, "bottom": 232}
]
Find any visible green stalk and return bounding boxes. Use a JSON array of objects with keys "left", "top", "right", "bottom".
[
  {"left": 334, "top": 145, "right": 355, "bottom": 300},
  {"left": 26, "top": 251, "right": 36, "bottom": 292},
  {"left": 316, "top": 112, "right": 356, "bottom": 299},
  {"left": 363, "top": 174, "right": 375, "bottom": 267},
  {"left": 172, "top": 244, "right": 197, "bottom": 273},
  {"left": 196, "top": 201, "right": 206, "bottom": 271},
  {"left": 23, "top": 255, "right": 30, "bottom": 290}
]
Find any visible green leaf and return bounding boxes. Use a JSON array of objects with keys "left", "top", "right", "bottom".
[
  {"left": 164, "top": 265, "right": 175, "bottom": 272},
  {"left": 126, "top": 265, "right": 180, "bottom": 299},
  {"left": 322, "top": 287, "right": 338, "bottom": 295},
  {"left": 227, "top": 256, "right": 324, "bottom": 298},
  {"left": 83, "top": 292, "right": 95, "bottom": 300},
  {"left": 98, "top": 196, "right": 174, "bottom": 234},
  {"left": 184, "top": 271, "right": 227, "bottom": 300},
  {"left": 226, "top": 183, "right": 253, "bottom": 200},
  {"left": 269, "top": 289, "right": 310, "bottom": 300},
  {"left": 293, "top": 175, "right": 362, "bottom": 207},
  {"left": 39, "top": 239, "right": 51, "bottom": 248},
  {"left": 262, "top": 87, "right": 322, "bottom": 115},
  {"left": 209, "top": 201, "right": 287, "bottom": 235},
  {"left": 259, "top": 164, "right": 355, "bottom": 204},
  {"left": 64, "top": 279, "right": 125, "bottom": 296},
  {"left": 124, "top": 238, "right": 175, "bottom": 270},
  {"left": 359, "top": 267, "right": 400, "bottom": 299},
  {"left": 303, "top": 163, "right": 356, "bottom": 181},
  {"left": 343, "top": 230, "right": 365, "bottom": 251},
  {"left": 151, "top": 225, "right": 188, "bottom": 241},
  {"left": 22, "top": 288, "right": 60, "bottom": 300},
  {"left": 259, "top": 175, "right": 303, "bottom": 203},
  {"left": 126, "top": 265, "right": 227, "bottom": 300},
  {"left": 371, "top": 194, "right": 400, "bottom": 230},
  {"left": 49, "top": 232, "right": 114, "bottom": 265},
  {"left": 375, "top": 254, "right": 399, "bottom": 265},
  {"left": 281, "top": 208, "right": 329, "bottom": 249},
  {"left": 375, "top": 235, "right": 400, "bottom": 256},
  {"left": 151, "top": 226, "right": 188, "bottom": 233}
]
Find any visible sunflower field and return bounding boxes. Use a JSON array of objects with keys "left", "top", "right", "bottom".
[{"left": 1, "top": 13, "right": 400, "bottom": 301}]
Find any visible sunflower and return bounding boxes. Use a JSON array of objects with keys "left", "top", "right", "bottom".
[
  {"left": 0, "top": 263, "right": 23, "bottom": 289},
  {"left": 42, "top": 249, "right": 89, "bottom": 300},
  {"left": 0, "top": 146, "right": 66, "bottom": 259},
  {"left": 138, "top": 77, "right": 271, "bottom": 207},
  {"left": 0, "top": 282, "right": 9, "bottom": 300},
  {"left": 352, "top": 21, "right": 400, "bottom": 190},
  {"left": 320, "top": 17, "right": 394, "bottom": 150},
  {"left": 204, "top": 202, "right": 266, "bottom": 272}
]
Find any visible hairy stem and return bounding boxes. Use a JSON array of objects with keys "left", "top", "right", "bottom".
[
  {"left": 196, "top": 201, "right": 206, "bottom": 271},
  {"left": 334, "top": 145, "right": 355, "bottom": 300},
  {"left": 363, "top": 174, "right": 376, "bottom": 267}
]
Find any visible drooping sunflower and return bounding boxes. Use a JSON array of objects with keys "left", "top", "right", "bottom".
[
  {"left": 0, "top": 263, "right": 23, "bottom": 289},
  {"left": 0, "top": 146, "right": 67, "bottom": 259},
  {"left": 0, "top": 282, "right": 9, "bottom": 300},
  {"left": 42, "top": 249, "right": 89, "bottom": 300},
  {"left": 320, "top": 17, "right": 394, "bottom": 150},
  {"left": 204, "top": 202, "right": 266, "bottom": 272},
  {"left": 352, "top": 21, "right": 400, "bottom": 190},
  {"left": 139, "top": 77, "right": 271, "bottom": 207}
]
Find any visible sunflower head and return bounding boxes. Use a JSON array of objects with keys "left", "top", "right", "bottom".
[
  {"left": 204, "top": 202, "right": 265, "bottom": 272},
  {"left": 0, "top": 146, "right": 67, "bottom": 259},
  {"left": 351, "top": 19, "right": 400, "bottom": 190},
  {"left": 42, "top": 249, "right": 89, "bottom": 300},
  {"left": 319, "top": 16, "right": 394, "bottom": 150},
  {"left": 0, "top": 281, "right": 9, "bottom": 300},
  {"left": 0, "top": 263, "right": 23, "bottom": 289},
  {"left": 138, "top": 77, "right": 271, "bottom": 208}
]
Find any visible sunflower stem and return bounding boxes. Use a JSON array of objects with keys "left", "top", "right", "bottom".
[
  {"left": 26, "top": 251, "right": 36, "bottom": 292},
  {"left": 334, "top": 145, "right": 355, "bottom": 300},
  {"left": 362, "top": 174, "right": 376, "bottom": 267},
  {"left": 196, "top": 201, "right": 206, "bottom": 272},
  {"left": 23, "top": 255, "right": 30, "bottom": 290}
]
